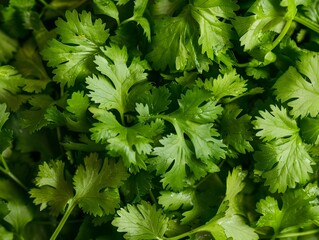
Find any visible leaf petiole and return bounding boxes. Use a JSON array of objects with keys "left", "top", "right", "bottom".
[
  {"left": 49, "top": 199, "right": 78, "bottom": 240},
  {"left": 0, "top": 155, "right": 28, "bottom": 191}
]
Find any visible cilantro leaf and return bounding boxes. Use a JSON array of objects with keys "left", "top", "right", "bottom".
[
  {"left": 169, "top": 88, "right": 226, "bottom": 162},
  {"left": 190, "top": 0, "right": 238, "bottom": 60},
  {"left": 42, "top": 10, "right": 109, "bottom": 87},
  {"left": 253, "top": 105, "right": 299, "bottom": 141},
  {"left": 0, "top": 103, "right": 13, "bottom": 154},
  {"left": 253, "top": 105, "right": 314, "bottom": 192},
  {"left": 93, "top": 0, "right": 120, "bottom": 25},
  {"left": 146, "top": 8, "right": 211, "bottom": 72},
  {"left": 86, "top": 44, "right": 150, "bottom": 119},
  {"left": 0, "top": 179, "right": 33, "bottom": 236},
  {"left": 232, "top": 0, "right": 287, "bottom": 55},
  {"left": 202, "top": 167, "right": 259, "bottom": 240},
  {"left": 90, "top": 108, "right": 164, "bottom": 169},
  {"left": 196, "top": 69, "right": 248, "bottom": 101},
  {"left": 0, "top": 66, "right": 27, "bottom": 111},
  {"left": 220, "top": 104, "right": 254, "bottom": 156},
  {"left": 19, "top": 95, "right": 58, "bottom": 132},
  {"left": 14, "top": 39, "right": 50, "bottom": 80},
  {"left": 29, "top": 161, "right": 74, "bottom": 216},
  {"left": 256, "top": 184, "right": 319, "bottom": 236},
  {"left": 0, "top": 103, "right": 10, "bottom": 130},
  {"left": 112, "top": 201, "right": 169, "bottom": 240},
  {"left": 0, "top": 225, "right": 13, "bottom": 240},
  {"left": 153, "top": 88, "right": 225, "bottom": 190},
  {"left": 73, "top": 153, "right": 129, "bottom": 216},
  {"left": 0, "top": 30, "right": 18, "bottom": 64},
  {"left": 274, "top": 52, "right": 319, "bottom": 118},
  {"left": 124, "top": 0, "right": 151, "bottom": 41},
  {"left": 300, "top": 116, "right": 319, "bottom": 144},
  {"left": 45, "top": 91, "right": 90, "bottom": 132}
]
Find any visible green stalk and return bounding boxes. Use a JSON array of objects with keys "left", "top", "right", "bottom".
[
  {"left": 0, "top": 155, "right": 28, "bottom": 191},
  {"left": 49, "top": 200, "right": 77, "bottom": 240},
  {"left": 294, "top": 14, "right": 319, "bottom": 34},
  {"left": 276, "top": 228, "right": 319, "bottom": 238}
]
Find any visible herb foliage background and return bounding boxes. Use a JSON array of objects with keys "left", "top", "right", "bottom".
[{"left": 1, "top": 0, "right": 319, "bottom": 239}]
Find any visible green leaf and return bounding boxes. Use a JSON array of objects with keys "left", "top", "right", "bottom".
[
  {"left": 93, "top": 0, "right": 120, "bottom": 25},
  {"left": 146, "top": 9, "right": 211, "bottom": 72},
  {"left": 300, "top": 116, "right": 319, "bottom": 144},
  {"left": 9, "top": 0, "right": 35, "bottom": 9},
  {"left": 0, "top": 103, "right": 10, "bottom": 130},
  {"left": 0, "top": 225, "right": 13, "bottom": 240},
  {"left": 0, "top": 30, "right": 18, "bottom": 64},
  {"left": 73, "top": 153, "right": 129, "bottom": 216},
  {"left": 190, "top": 0, "right": 238, "bottom": 59},
  {"left": 196, "top": 69, "right": 248, "bottom": 101},
  {"left": 14, "top": 39, "right": 50, "bottom": 80},
  {"left": 112, "top": 201, "right": 169, "bottom": 240},
  {"left": 170, "top": 88, "right": 226, "bottom": 162},
  {"left": 253, "top": 105, "right": 313, "bottom": 193},
  {"left": 19, "top": 95, "right": 57, "bottom": 132},
  {"left": 125, "top": 0, "right": 151, "bottom": 41},
  {"left": 0, "top": 179, "right": 33, "bottom": 235},
  {"left": 253, "top": 105, "right": 299, "bottom": 142},
  {"left": 65, "top": 91, "right": 90, "bottom": 130},
  {"left": 274, "top": 52, "right": 319, "bottom": 118},
  {"left": 42, "top": 10, "right": 109, "bottom": 87},
  {"left": 153, "top": 88, "right": 225, "bottom": 190},
  {"left": 90, "top": 108, "right": 164, "bottom": 169},
  {"left": 86, "top": 44, "right": 150, "bottom": 118},
  {"left": 0, "top": 65, "right": 28, "bottom": 111},
  {"left": 220, "top": 104, "right": 254, "bottom": 155},
  {"left": 233, "top": 0, "right": 287, "bottom": 54},
  {"left": 29, "top": 161, "right": 74, "bottom": 216},
  {"left": 153, "top": 134, "right": 203, "bottom": 190},
  {"left": 203, "top": 167, "right": 258, "bottom": 240},
  {"left": 256, "top": 184, "right": 319, "bottom": 236}
]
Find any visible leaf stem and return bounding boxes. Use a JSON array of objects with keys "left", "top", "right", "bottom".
[
  {"left": 294, "top": 14, "right": 319, "bottom": 34},
  {"left": 276, "top": 228, "right": 319, "bottom": 238},
  {"left": 49, "top": 200, "right": 77, "bottom": 240},
  {"left": 0, "top": 155, "right": 28, "bottom": 191}
]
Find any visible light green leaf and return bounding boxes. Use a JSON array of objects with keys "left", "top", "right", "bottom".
[
  {"left": 42, "top": 10, "right": 109, "bottom": 87},
  {"left": 196, "top": 70, "right": 248, "bottom": 101},
  {"left": 190, "top": 0, "right": 238, "bottom": 59},
  {"left": 93, "top": 0, "right": 120, "bottom": 25},
  {"left": 29, "top": 161, "right": 74, "bottom": 216},
  {"left": 253, "top": 105, "right": 299, "bottom": 142},
  {"left": 233, "top": 0, "right": 287, "bottom": 53},
  {"left": 73, "top": 153, "right": 129, "bottom": 216},
  {"left": 112, "top": 201, "right": 169, "bottom": 240},
  {"left": 0, "top": 104, "right": 10, "bottom": 130},
  {"left": 256, "top": 184, "right": 319, "bottom": 236},
  {"left": 90, "top": 108, "right": 164, "bottom": 169},
  {"left": 253, "top": 105, "right": 313, "bottom": 192},
  {"left": 220, "top": 104, "right": 254, "bottom": 155},
  {"left": 0, "top": 66, "right": 28, "bottom": 111},
  {"left": 87, "top": 44, "right": 149, "bottom": 118},
  {"left": 274, "top": 52, "right": 319, "bottom": 118}
]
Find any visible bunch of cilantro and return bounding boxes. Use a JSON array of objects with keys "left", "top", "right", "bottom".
[{"left": 1, "top": 0, "right": 319, "bottom": 239}]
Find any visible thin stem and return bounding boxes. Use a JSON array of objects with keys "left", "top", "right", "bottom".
[
  {"left": 0, "top": 155, "right": 28, "bottom": 191},
  {"left": 271, "top": 18, "right": 293, "bottom": 51},
  {"left": 49, "top": 200, "right": 77, "bottom": 240},
  {"left": 276, "top": 228, "right": 319, "bottom": 238},
  {"left": 165, "top": 225, "right": 205, "bottom": 240},
  {"left": 294, "top": 14, "right": 319, "bottom": 34}
]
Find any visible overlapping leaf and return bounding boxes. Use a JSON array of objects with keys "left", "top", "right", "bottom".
[{"left": 42, "top": 10, "right": 109, "bottom": 87}]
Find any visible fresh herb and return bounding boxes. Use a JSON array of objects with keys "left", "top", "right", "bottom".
[{"left": 1, "top": 0, "right": 319, "bottom": 239}]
